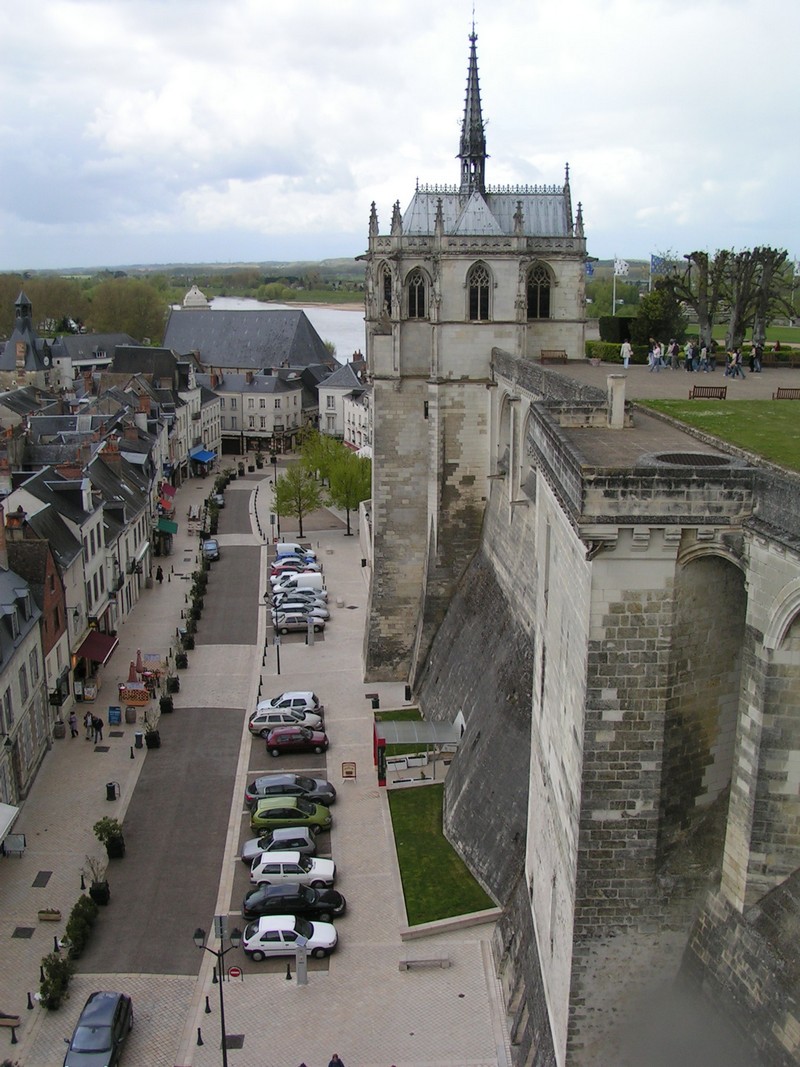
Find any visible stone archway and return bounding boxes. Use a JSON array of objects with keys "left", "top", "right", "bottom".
[{"left": 658, "top": 554, "right": 747, "bottom": 878}]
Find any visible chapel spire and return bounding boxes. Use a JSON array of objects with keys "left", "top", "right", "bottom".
[{"left": 458, "top": 27, "right": 487, "bottom": 196}]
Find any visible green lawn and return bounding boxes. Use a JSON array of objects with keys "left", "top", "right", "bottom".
[
  {"left": 642, "top": 400, "right": 800, "bottom": 472},
  {"left": 685, "top": 324, "right": 800, "bottom": 345},
  {"left": 387, "top": 784, "right": 494, "bottom": 925}
]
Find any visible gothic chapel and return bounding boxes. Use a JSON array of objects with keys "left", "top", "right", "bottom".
[{"left": 363, "top": 31, "right": 588, "bottom": 679}]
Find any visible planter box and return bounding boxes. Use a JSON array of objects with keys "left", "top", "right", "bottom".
[{"left": 38, "top": 909, "right": 61, "bottom": 922}]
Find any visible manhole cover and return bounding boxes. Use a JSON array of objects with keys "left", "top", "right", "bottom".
[
  {"left": 109, "top": 731, "right": 124, "bottom": 738},
  {"left": 94, "top": 745, "right": 110, "bottom": 753},
  {"left": 32, "top": 871, "right": 52, "bottom": 887},
  {"left": 12, "top": 927, "right": 34, "bottom": 938},
  {"left": 224, "top": 1035, "right": 245, "bottom": 1050}
]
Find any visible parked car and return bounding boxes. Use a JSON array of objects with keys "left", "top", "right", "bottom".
[
  {"left": 249, "top": 850, "right": 335, "bottom": 887},
  {"left": 266, "top": 725, "right": 329, "bottom": 758},
  {"left": 63, "top": 990, "right": 134, "bottom": 1067},
  {"left": 271, "top": 602, "right": 329, "bottom": 621},
  {"left": 242, "top": 882, "right": 346, "bottom": 921},
  {"left": 271, "top": 574, "right": 327, "bottom": 597},
  {"left": 242, "top": 915, "right": 337, "bottom": 960},
  {"left": 270, "top": 569, "right": 321, "bottom": 587},
  {"left": 256, "top": 692, "right": 324, "bottom": 715},
  {"left": 272, "top": 590, "right": 328, "bottom": 609},
  {"left": 240, "top": 826, "right": 317, "bottom": 864},
  {"left": 274, "top": 613, "right": 325, "bottom": 635},
  {"left": 249, "top": 796, "right": 333, "bottom": 834},
  {"left": 244, "top": 773, "right": 336, "bottom": 807},
  {"left": 270, "top": 558, "right": 322, "bottom": 575},
  {"left": 201, "top": 538, "right": 220, "bottom": 562},
  {"left": 275, "top": 542, "right": 317, "bottom": 560},
  {"left": 248, "top": 707, "right": 323, "bottom": 737}
]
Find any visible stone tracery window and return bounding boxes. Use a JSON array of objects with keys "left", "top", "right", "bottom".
[
  {"left": 527, "top": 263, "right": 551, "bottom": 320},
  {"left": 407, "top": 269, "right": 427, "bottom": 319},
  {"left": 468, "top": 263, "right": 491, "bottom": 321},
  {"left": 382, "top": 264, "right": 392, "bottom": 316}
]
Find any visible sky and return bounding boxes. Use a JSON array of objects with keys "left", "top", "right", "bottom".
[{"left": 1, "top": 0, "right": 797, "bottom": 272}]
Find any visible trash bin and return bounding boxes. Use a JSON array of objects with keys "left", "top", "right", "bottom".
[
  {"left": 105, "top": 781, "right": 120, "bottom": 801},
  {"left": 134, "top": 731, "right": 144, "bottom": 750}
]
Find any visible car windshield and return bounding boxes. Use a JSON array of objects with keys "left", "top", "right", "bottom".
[
  {"left": 297, "top": 856, "right": 313, "bottom": 872},
  {"left": 297, "top": 727, "right": 312, "bottom": 739},
  {"left": 72, "top": 1025, "right": 111, "bottom": 1052},
  {"left": 295, "top": 797, "right": 314, "bottom": 815},
  {"left": 299, "top": 885, "right": 315, "bottom": 902},
  {"left": 295, "top": 916, "right": 314, "bottom": 938},
  {"left": 296, "top": 776, "right": 315, "bottom": 791}
]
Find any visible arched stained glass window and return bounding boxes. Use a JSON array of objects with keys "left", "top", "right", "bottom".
[
  {"left": 468, "top": 263, "right": 491, "bottom": 321},
  {"left": 527, "top": 263, "right": 551, "bottom": 320},
  {"left": 407, "top": 269, "right": 427, "bottom": 319}
]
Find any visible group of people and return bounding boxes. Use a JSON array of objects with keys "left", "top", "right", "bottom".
[
  {"left": 620, "top": 337, "right": 766, "bottom": 376},
  {"left": 67, "top": 709, "right": 105, "bottom": 742}
]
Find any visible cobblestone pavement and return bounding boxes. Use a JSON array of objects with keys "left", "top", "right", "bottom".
[{"left": 0, "top": 462, "right": 511, "bottom": 1067}]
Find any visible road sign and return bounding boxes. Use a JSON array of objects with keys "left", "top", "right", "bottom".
[{"left": 228, "top": 966, "right": 242, "bottom": 979}]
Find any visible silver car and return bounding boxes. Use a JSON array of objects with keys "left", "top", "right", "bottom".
[
  {"left": 240, "top": 825, "right": 317, "bottom": 864},
  {"left": 274, "top": 613, "right": 325, "bottom": 634}
]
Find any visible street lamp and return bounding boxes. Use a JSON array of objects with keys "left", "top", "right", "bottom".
[{"left": 193, "top": 920, "right": 242, "bottom": 1067}]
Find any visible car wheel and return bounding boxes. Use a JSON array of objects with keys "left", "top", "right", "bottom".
[
  {"left": 310, "top": 825, "right": 322, "bottom": 836},
  {"left": 312, "top": 947, "right": 328, "bottom": 959},
  {"left": 270, "top": 748, "right": 281, "bottom": 758},
  {"left": 318, "top": 911, "right": 332, "bottom": 922},
  {"left": 313, "top": 745, "right": 324, "bottom": 754},
  {"left": 311, "top": 880, "right": 327, "bottom": 889},
  {"left": 314, "top": 624, "right": 323, "bottom": 633},
  {"left": 260, "top": 729, "right": 270, "bottom": 738},
  {"left": 250, "top": 950, "right": 265, "bottom": 962},
  {"left": 128, "top": 1008, "right": 134, "bottom": 1031},
  {"left": 279, "top": 626, "right": 289, "bottom": 635}
]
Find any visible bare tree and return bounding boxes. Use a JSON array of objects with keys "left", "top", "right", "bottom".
[{"left": 663, "top": 251, "right": 730, "bottom": 349}]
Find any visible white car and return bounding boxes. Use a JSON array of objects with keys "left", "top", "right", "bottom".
[
  {"left": 256, "top": 692, "right": 324, "bottom": 715},
  {"left": 249, "top": 850, "right": 336, "bottom": 887},
  {"left": 248, "top": 707, "right": 323, "bottom": 737},
  {"left": 272, "top": 590, "right": 328, "bottom": 608},
  {"left": 242, "top": 915, "right": 337, "bottom": 960},
  {"left": 240, "top": 826, "right": 317, "bottom": 864},
  {"left": 270, "top": 569, "right": 321, "bottom": 586},
  {"left": 271, "top": 603, "right": 330, "bottom": 621}
]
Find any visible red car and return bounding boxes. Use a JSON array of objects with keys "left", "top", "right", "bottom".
[{"left": 266, "top": 725, "right": 329, "bottom": 758}]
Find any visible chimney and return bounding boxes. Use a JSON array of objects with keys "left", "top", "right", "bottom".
[
  {"left": 15, "top": 340, "right": 27, "bottom": 373},
  {"left": 210, "top": 372, "right": 218, "bottom": 389},
  {"left": 607, "top": 375, "right": 626, "bottom": 430},
  {"left": 246, "top": 371, "right": 254, "bottom": 385},
  {"left": 0, "top": 503, "right": 8, "bottom": 570},
  {"left": 124, "top": 424, "right": 138, "bottom": 441},
  {"left": 5, "top": 504, "right": 26, "bottom": 542},
  {"left": 138, "top": 394, "right": 150, "bottom": 414},
  {"left": 103, "top": 438, "right": 121, "bottom": 465}
]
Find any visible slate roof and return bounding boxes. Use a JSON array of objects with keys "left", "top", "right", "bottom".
[
  {"left": 57, "top": 333, "right": 137, "bottom": 361},
  {"left": 322, "top": 363, "right": 364, "bottom": 391},
  {"left": 402, "top": 185, "right": 571, "bottom": 238},
  {"left": 11, "top": 504, "right": 82, "bottom": 570},
  {"left": 163, "top": 309, "right": 336, "bottom": 372},
  {"left": 0, "top": 387, "right": 49, "bottom": 417}
]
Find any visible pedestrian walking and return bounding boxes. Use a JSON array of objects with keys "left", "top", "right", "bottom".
[
  {"left": 620, "top": 339, "right": 633, "bottom": 369},
  {"left": 92, "top": 715, "right": 104, "bottom": 743},
  {"left": 156, "top": 565, "right": 164, "bottom": 585},
  {"left": 84, "top": 709, "right": 94, "bottom": 740},
  {"left": 328, "top": 1055, "right": 345, "bottom": 1067},
  {"left": 68, "top": 711, "right": 79, "bottom": 738}
]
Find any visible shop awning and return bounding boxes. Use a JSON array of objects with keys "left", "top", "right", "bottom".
[
  {"left": 157, "top": 517, "right": 178, "bottom": 535},
  {"left": 0, "top": 802, "right": 20, "bottom": 843},
  {"left": 189, "top": 447, "right": 216, "bottom": 463},
  {"left": 76, "top": 631, "right": 119, "bottom": 665}
]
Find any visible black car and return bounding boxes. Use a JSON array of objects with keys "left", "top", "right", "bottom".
[
  {"left": 63, "top": 990, "right": 134, "bottom": 1067},
  {"left": 242, "top": 882, "right": 347, "bottom": 922}
]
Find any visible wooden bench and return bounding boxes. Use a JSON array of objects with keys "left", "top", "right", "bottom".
[
  {"left": 0, "top": 1012, "right": 21, "bottom": 1028},
  {"left": 399, "top": 955, "right": 451, "bottom": 971},
  {"left": 773, "top": 387, "right": 800, "bottom": 400},
  {"left": 539, "top": 349, "right": 568, "bottom": 364},
  {"left": 689, "top": 385, "right": 727, "bottom": 400},
  {"left": 1, "top": 833, "right": 26, "bottom": 857}
]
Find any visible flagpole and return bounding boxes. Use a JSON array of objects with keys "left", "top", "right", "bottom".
[{"left": 612, "top": 262, "right": 617, "bottom": 317}]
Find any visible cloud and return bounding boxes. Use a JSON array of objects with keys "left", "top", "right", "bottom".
[{"left": 0, "top": 0, "right": 797, "bottom": 269}]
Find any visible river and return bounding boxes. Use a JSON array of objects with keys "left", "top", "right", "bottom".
[{"left": 211, "top": 296, "right": 365, "bottom": 365}]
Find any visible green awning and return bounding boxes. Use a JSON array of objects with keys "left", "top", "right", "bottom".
[{"left": 157, "top": 518, "right": 178, "bottom": 534}]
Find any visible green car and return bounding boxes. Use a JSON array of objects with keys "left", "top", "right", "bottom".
[{"left": 249, "top": 795, "right": 333, "bottom": 834}]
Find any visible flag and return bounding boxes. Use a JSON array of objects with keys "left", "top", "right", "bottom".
[
  {"left": 614, "top": 258, "right": 629, "bottom": 276},
  {"left": 585, "top": 262, "right": 594, "bottom": 277},
  {"left": 650, "top": 254, "right": 667, "bottom": 275}
]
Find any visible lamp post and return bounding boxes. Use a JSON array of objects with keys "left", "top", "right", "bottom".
[{"left": 193, "top": 920, "right": 242, "bottom": 1067}]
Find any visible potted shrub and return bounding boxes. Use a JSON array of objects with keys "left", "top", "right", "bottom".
[
  {"left": 175, "top": 651, "right": 189, "bottom": 669},
  {"left": 39, "top": 950, "right": 74, "bottom": 1010},
  {"left": 37, "top": 907, "right": 62, "bottom": 922},
  {"left": 93, "top": 817, "right": 125, "bottom": 860},
  {"left": 160, "top": 694, "right": 174, "bottom": 713},
  {"left": 166, "top": 674, "right": 180, "bottom": 694},
  {"left": 144, "top": 723, "right": 161, "bottom": 749}
]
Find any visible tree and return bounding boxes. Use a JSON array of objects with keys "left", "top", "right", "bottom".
[
  {"left": 274, "top": 462, "right": 323, "bottom": 539},
  {"left": 745, "top": 247, "right": 792, "bottom": 347},
  {"left": 328, "top": 451, "right": 371, "bottom": 536},
  {"left": 300, "top": 429, "right": 347, "bottom": 484},
  {"left": 661, "top": 250, "right": 730, "bottom": 350},
  {"left": 630, "top": 283, "right": 687, "bottom": 346},
  {"left": 87, "top": 278, "right": 167, "bottom": 341}
]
